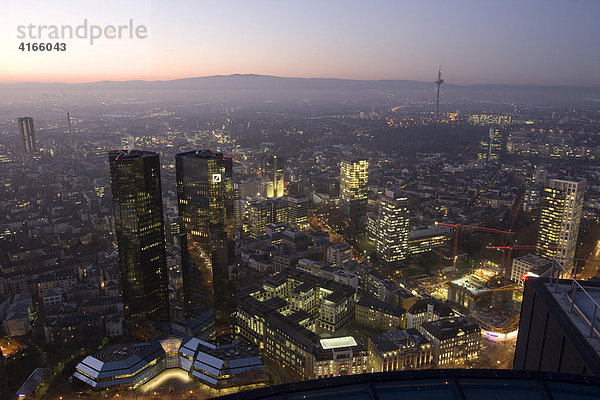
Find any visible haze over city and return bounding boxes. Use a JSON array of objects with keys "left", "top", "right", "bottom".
[{"left": 2, "top": 1, "right": 600, "bottom": 400}]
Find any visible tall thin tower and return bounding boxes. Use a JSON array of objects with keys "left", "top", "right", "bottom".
[
  {"left": 66, "top": 112, "right": 73, "bottom": 149},
  {"left": 434, "top": 67, "right": 444, "bottom": 121}
]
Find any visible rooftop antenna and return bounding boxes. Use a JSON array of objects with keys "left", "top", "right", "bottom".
[{"left": 434, "top": 66, "right": 444, "bottom": 121}]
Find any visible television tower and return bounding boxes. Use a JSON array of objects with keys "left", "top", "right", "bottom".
[{"left": 434, "top": 66, "right": 444, "bottom": 121}]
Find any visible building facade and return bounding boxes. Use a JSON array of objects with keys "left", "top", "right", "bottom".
[
  {"left": 176, "top": 150, "right": 236, "bottom": 341},
  {"left": 262, "top": 154, "right": 284, "bottom": 198},
  {"left": 286, "top": 196, "right": 309, "bottom": 229},
  {"left": 108, "top": 150, "right": 170, "bottom": 341},
  {"left": 18, "top": 117, "right": 35, "bottom": 153},
  {"left": 536, "top": 177, "right": 586, "bottom": 268},
  {"left": 419, "top": 317, "right": 480, "bottom": 367},
  {"left": 355, "top": 294, "right": 406, "bottom": 331},
  {"left": 368, "top": 328, "right": 432, "bottom": 372},
  {"left": 510, "top": 255, "right": 552, "bottom": 285},
  {"left": 376, "top": 190, "right": 409, "bottom": 265},
  {"left": 339, "top": 158, "right": 369, "bottom": 222}
]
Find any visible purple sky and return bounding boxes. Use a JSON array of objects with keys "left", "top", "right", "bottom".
[{"left": 1, "top": 0, "right": 599, "bottom": 85}]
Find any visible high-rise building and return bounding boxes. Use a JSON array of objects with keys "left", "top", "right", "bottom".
[
  {"left": 477, "top": 127, "right": 501, "bottom": 162},
  {"left": 18, "top": 117, "right": 36, "bottom": 153},
  {"left": 245, "top": 198, "right": 288, "bottom": 238},
  {"left": 488, "top": 127, "right": 502, "bottom": 161},
  {"left": 176, "top": 150, "right": 236, "bottom": 342},
  {"left": 286, "top": 196, "right": 309, "bottom": 229},
  {"left": 376, "top": 189, "right": 409, "bottom": 266},
  {"left": 523, "top": 167, "right": 547, "bottom": 212},
  {"left": 536, "top": 177, "right": 586, "bottom": 267},
  {"left": 339, "top": 158, "right": 369, "bottom": 222},
  {"left": 262, "top": 154, "right": 284, "bottom": 198},
  {"left": 108, "top": 150, "right": 170, "bottom": 341}
]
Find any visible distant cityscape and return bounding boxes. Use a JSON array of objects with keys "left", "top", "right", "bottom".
[{"left": 1, "top": 74, "right": 600, "bottom": 399}]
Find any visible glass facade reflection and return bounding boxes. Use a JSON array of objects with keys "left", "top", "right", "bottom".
[
  {"left": 108, "top": 150, "right": 171, "bottom": 341},
  {"left": 176, "top": 150, "right": 236, "bottom": 342}
]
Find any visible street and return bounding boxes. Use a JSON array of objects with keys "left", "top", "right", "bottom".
[{"left": 471, "top": 336, "right": 516, "bottom": 370}]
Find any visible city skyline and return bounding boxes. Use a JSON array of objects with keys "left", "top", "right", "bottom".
[{"left": 4, "top": 1, "right": 600, "bottom": 398}]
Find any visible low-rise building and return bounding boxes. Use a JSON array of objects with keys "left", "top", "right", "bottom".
[
  {"left": 326, "top": 243, "right": 352, "bottom": 268},
  {"left": 406, "top": 298, "right": 454, "bottom": 329},
  {"left": 419, "top": 317, "right": 480, "bottom": 367},
  {"left": 312, "top": 337, "right": 368, "bottom": 379},
  {"left": 355, "top": 294, "right": 406, "bottom": 331},
  {"left": 105, "top": 313, "right": 123, "bottom": 337},
  {"left": 368, "top": 328, "right": 432, "bottom": 372},
  {"left": 510, "top": 255, "right": 552, "bottom": 285},
  {"left": 407, "top": 225, "right": 451, "bottom": 255},
  {"left": 42, "top": 288, "right": 62, "bottom": 308}
]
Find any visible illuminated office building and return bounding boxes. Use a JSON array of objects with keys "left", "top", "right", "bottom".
[
  {"left": 286, "top": 196, "right": 309, "bottom": 229},
  {"left": 468, "top": 113, "right": 512, "bottom": 126},
  {"left": 18, "top": 117, "right": 36, "bottom": 153},
  {"left": 536, "top": 177, "right": 586, "bottom": 267},
  {"left": 478, "top": 127, "right": 502, "bottom": 162},
  {"left": 108, "top": 150, "right": 170, "bottom": 341},
  {"left": 489, "top": 127, "right": 502, "bottom": 160},
  {"left": 339, "top": 158, "right": 369, "bottom": 222},
  {"left": 176, "top": 150, "right": 236, "bottom": 341},
  {"left": 262, "top": 154, "right": 284, "bottom": 198},
  {"left": 246, "top": 198, "right": 288, "bottom": 238},
  {"left": 368, "top": 328, "right": 432, "bottom": 372},
  {"left": 376, "top": 189, "right": 409, "bottom": 265}
]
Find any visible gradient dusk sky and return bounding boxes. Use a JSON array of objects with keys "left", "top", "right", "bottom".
[{"left": 1, "top": 0, "right": 599, "bottom": 86}]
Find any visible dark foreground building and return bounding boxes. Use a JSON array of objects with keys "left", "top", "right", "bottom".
[
  {"left": 109, "top": 150, "right": 171, "bottom": 341},
  {"left": 514, "top": 277, "right": 600, "bottom": 376},
  {"left": 214, "top": 369, "right": 600, "bottom": 400},
  {"left": 176, "top": 150, "right": 236, "bottom": 341},
  {"left": 0, "top": 352, "right": 7, "bottom": 400}
]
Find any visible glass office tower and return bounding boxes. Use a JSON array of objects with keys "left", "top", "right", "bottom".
[
  {"left": 176, "top": 150, "right": 236, "bottom": 342},
  {"left": 108, "top": 150, "right": 171, "bottom": 341}
]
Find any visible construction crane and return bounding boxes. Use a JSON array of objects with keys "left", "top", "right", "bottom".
[
  {"left": 435, "top": 222, "right": 516, "bottom": 276},
  {"left": 486, "top": 244, "right": 561, "bottom": 282}
]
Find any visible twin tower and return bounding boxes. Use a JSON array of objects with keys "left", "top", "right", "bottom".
[{"left": 108, "top": 149, "right": 235, "bottom": 342}]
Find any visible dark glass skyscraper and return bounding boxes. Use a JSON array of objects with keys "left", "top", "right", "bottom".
[
  {"left": 108, "top": 150, "right": 170, "bottom": 341},
  {"left": 18, "top": 117, "right": 35, "bottom": 153},
  {"left": 176, "top": 150, "right": 236, "bottom": 342}
]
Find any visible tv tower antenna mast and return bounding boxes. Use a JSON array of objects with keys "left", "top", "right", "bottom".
[{"left": 434, "top": 66, "right": 444, "bottom": 121}]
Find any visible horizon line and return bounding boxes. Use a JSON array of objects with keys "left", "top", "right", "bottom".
[{"left": 1, "top": 73, "right": 599, "bottom": 89}]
